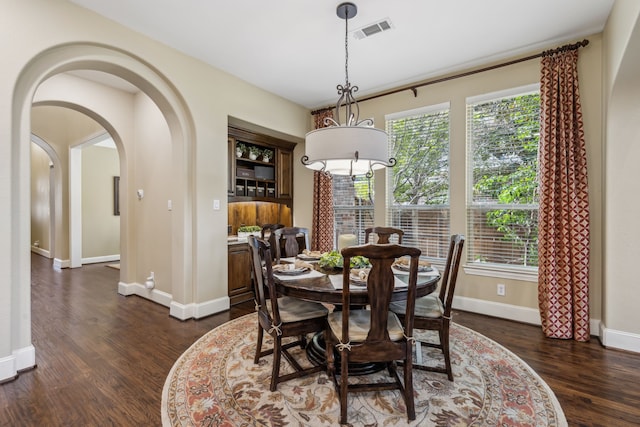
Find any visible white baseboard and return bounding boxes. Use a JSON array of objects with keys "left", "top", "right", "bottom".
[
  {"left": 118, "top": 281, "right": 230, "bottom": 321},
  {"left": 0, "top": 345, "right": 36, "bottom": 383},
  {"left": 599, "top": 323, "right": 640, "bottom": 353},
  {"left": 53, "top": 258, "right": 70, "bottom": 269},
  {"left": 0, "top": 355, "right": 17, "bottom": 383},
  {"left": 453, "top": 296, "right": 604, "bottom": 342},
  {"left": 31, "top": 246, "right": 50, "bottom": 258},
  {"left": 194, "top": 297, "right": 230, "bottom": 319},
  {"left": 453, "top": 296, "right": 542, "bottom": 325},
  {"left": 117, "top": 281, "right": 172, "bottom": 307},
  {"left": 169, "top": 297, "right": 231, "bottom": 320},
  {"left": 82, "top": 255, "right": 120, "bottom": 264}
]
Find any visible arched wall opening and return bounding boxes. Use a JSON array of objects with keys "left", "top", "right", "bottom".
[
  {"left": 9, "top": 42, "right": 196, "bottom": 376},
  {"left": 31, "top": 102, "right": 124, "bottom": 270}
]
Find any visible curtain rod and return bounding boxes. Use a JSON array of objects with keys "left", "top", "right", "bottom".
[{"left": 311, "top": 39, "right": 589, "bottom": 115}]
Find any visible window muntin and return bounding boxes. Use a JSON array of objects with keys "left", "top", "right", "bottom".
[
  {"left": 466, "top": 85, "right": 540, "bottom": 268},
  {"left": 333, "top": 175, "right": 375, "bottom": 246},
  {"left": 386, "top": 104, "right": 451, "bottom": 261}
]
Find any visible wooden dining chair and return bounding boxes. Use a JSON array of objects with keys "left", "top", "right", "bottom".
[
  {"left": 325, "top": 243, "right": 421, "bottom": 424},
  {"left": 247, "top": 235, "right": 329, "bottom": 391},
  {"left": 261, "top": 223, "right": 284, "bottom": 253},
  {"left": 260, "top": 223, "right": 284, "bottom": 239},
  {"left": 272, "top": 226, "right": 310, "bottom": 263},
  {"left": 365, "top": 226, "right": 404, "bottom": 244},
  {"left": 389, "top": 234, "right": 465, "bottom": 381}
]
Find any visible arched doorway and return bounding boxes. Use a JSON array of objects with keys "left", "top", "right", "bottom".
[{"left": 9, "top": 43, "right": 196, "bottom": 376}]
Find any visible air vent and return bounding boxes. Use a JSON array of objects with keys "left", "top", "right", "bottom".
[{"left": 352, "top": 18, "right": 394, "bottom": 40}]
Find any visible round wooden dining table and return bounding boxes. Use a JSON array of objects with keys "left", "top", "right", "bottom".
[
  {"left": 273, "top": 266, "right": 440, "bottom": 374},
  {"left": 273, "top": 267, "right": 440, "bottom": 305}
]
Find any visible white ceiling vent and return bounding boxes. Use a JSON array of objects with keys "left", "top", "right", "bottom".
[{"left": 352, "top": 18, "right": 394, "bottom": 40}]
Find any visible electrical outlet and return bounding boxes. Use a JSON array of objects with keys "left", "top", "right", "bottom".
[{"left": 497, "top": 283, "right": 506, "bottom": 296}]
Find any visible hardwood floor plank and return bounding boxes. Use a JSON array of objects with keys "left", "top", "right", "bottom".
[{"left": 1, "top": 253, "right": 639, "bottom": 426}]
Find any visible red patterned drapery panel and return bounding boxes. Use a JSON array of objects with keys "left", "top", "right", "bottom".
[
  {"left": 538, "top": 48, "right": 590, "bottom": 342},
  {"left": 311, "top": 110, "right": 335, "bottom": 252}
]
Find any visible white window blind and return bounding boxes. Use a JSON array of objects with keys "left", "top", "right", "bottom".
[
  {"left": 386, "top": 104, "right": 451, "bottom": 261},
  {"left": 466, "top": 85, "right": 540, "bottom": 268},
  {"left": 333, "top": 175, "right": 375, "bottom": 246}
]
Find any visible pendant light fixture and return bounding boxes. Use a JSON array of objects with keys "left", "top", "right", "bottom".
[{"left": 302, "top": 2, "right": 396, "bottom": 179}]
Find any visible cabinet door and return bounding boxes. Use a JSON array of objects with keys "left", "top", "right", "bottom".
[
  {"left": 277, "top": 149, "right": 293, "bottom": 199},
  {"left": 228, "top": 244, "right": 253, "bottom": 305},
  {"left": 228, "top": 137, "right": 236, "bottom": 195}
]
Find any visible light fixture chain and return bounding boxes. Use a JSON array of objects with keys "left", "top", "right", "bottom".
[{"left": 344, "top": 4, "right": 349, "bottom": 87}]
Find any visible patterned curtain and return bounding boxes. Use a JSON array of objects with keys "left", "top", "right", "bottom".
[
  {"left": 311, "top": 110, "right": 335, "bottom": 252},
  {"left": 538, "top": 47, "right": 590, "bottom": 341}
]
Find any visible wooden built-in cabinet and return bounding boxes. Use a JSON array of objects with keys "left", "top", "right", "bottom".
[
  {"left": 227, "top": 125, "right": 297, "bottom": 305},
  {"left": 227, "top": 243, "right": 253, "bottom": 306},
  {"left": 228, "top": 126, "right": 295, "bottom": 206}
]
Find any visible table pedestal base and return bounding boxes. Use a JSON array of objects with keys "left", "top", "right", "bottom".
[{"left": 306, "top": 333, "right": 385, "bottom": 376}]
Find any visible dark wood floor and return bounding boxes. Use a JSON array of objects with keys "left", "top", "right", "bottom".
[{"left": 1, "top": 254, "right": 639, "bottom": 426}]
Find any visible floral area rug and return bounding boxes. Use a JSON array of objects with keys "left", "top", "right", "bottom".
[{"left": 162, "top": 313, "right": 566, "bottom": 426}]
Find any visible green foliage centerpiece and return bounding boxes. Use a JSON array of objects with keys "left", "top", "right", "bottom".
[{"left": 318, "top": 250, "right": 369, "bottom": 271}]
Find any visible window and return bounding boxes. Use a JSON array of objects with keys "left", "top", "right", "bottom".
[
  {"left": 333, "top": 175, "right": 375, "bottom": 245},
  {"left": 386, "top": 103, "right": 450, "bottom": 261},
  {"left": 466, "top": 85, "right": 540, "bottom": 271}
]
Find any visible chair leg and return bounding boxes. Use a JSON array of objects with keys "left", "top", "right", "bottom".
[
  {"left": 254, "top": 325, "right": 264, "bottom": 364},
  {"left": 339, "top": 349, "right": 349, "bottom": 425},
  {"left": 441, "top": 323, "right": 453, "bottom": 381},
  {"left": 270, "top": 334, "right": 282, "bottom": 392},
  {"left": 325, "top": 330, "right": 335, "bottom": 378},
  {"left": 404, "top": 347, "right": 416, "bottom": 420},
  {"left": 299, "top": 333, "right": 307, "bottom": 349}
]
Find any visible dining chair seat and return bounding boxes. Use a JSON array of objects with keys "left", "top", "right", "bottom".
[
  {"left": 267, "top": 297, "right": 329, "bottom": 323},
  {"left": 327, "top": 309, "right": 405, "bottom": 342},
  {"left": 390, "top": 294, "right": 444, "bottom": 319}
]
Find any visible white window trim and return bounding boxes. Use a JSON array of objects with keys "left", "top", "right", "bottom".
[
  {"left": 465, "top": 84, "right": 541, "bottom": 273},
  {"left": 463, "top": 262, "right": 538, "bottom": 282},
  {"left": 466, "top": 83, "right": 540, "bottom": 104},
  {"left": 385, "top": 102, "right": 450, "bottom": 121}
]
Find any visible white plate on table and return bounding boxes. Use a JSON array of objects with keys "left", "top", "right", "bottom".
[
  {"left": 273, "top": 266, "right": 311, "bottom": 276},
  {"left": 296, "top": 254, "right": 321, "bottom": 261},
  {"left": 393, "top": 263, "right": 433, "bottom": 273}
]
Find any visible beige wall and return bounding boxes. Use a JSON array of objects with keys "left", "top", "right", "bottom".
[
  {"left": 131, "top": 92, "right": 172, "bottom": 295},
  {"left": 30, "top": 143, "right": 51, "bottom": 254},
  {"left": 602, "top": 0, "right": 640, "bottom": 345},
  {"left": 82, "top": 144, "right": 120, "bottom": 259}
]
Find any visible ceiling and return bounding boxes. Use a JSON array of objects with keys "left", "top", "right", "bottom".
[{"left": 68, "top": 0, "right": 614, "bottom": 110}]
